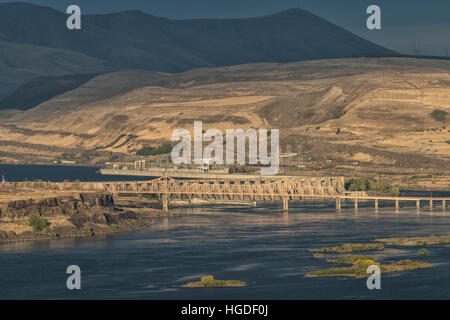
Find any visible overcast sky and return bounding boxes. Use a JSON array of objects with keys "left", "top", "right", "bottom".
[{"left": 1, "top": 0, "right": 449, "bottom": 56}]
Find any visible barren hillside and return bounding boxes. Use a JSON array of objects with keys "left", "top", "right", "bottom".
[{"left": 0, "top": 57, "right": 449, "bottom": 188}]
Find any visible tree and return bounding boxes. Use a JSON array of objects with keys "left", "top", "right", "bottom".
[{"left": 28, "top": 214, "right": 50, "bottom": 232}]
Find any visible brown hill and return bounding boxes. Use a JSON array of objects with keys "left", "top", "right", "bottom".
[{"left": 0, "top": 57, "right": 449, "bottom": 188}]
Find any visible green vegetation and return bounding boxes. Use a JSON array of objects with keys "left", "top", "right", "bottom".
[
  {"left": 306, "top": 259, "right": 379, "bottom": 278},
  {"left": 45, "top": 231, "right": 59, "bottom": 238},
  {"left": 80, "top": 228, "right": 95, "bottom": 237},
  {"left": 108, "top": 151, "right": 123, "bottom": 162},
  {"left": 307, "top": 236, "right": 436, "bottom": 279},
  {"left": 56, "top": 153, "right": 78, "bottom": 163},
  {"left": 381, "top": 260, "right": 432, "bottom": 273},
  {"left": 308, "top": 243, "right": 384, "bottom": 253},
  {"left": 28, "top": 214, "right": 51, "bottom": 232},
  {"left": 327, "top": 255, "right": 374, "bottom": 265},
  {"left": 306, "top": 258, "right": 432, "bottom": 278},
  {"left": 136, "top": 142, "right": 172, "bottom": 156},
  {"left": 229, "top": 166, "right": 252, "bottom": 174},
  {"left": 55, "top": 149, "right": 100, "bottom": 164},
  {"left": 114, "top": 134, "right": 138, "bottom": 149},
  {"left": 376, "top": 234, "right": 450, "bottom": 246},
  {"left": 182, "top": 275, "right": 246, "bottom": 288},
  {"left": 430, "top": 109, "right": 448, "bottom": 122},
  {"left": 94, "top": 134, "right": 127, "bottom": 150},
  {"left": 345, "top": 177, "right": 400, "bottom": 196},
  {"left": 75, "top": 150, "right": 100, "bottom": 163},
  {"left": 418, "top": 248, "right": 428, "bottom": 255}
]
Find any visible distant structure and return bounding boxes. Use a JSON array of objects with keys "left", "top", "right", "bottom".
[{"left": 413, "top": 41, "right": 422, "bottom": 56}]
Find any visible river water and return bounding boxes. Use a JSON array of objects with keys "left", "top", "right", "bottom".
[
  {"left": 0, "top": 163, "right": 147, "bottom": 182},
  {"left": 0, "top": 164, "right": 449, "bottom": 299}
]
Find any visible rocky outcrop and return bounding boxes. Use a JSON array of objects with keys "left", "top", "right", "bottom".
[
  {"left": 0, "top": 193, "right": 114, "bottom": 219},
  {"left": 0, "top": 194, "right": 157, "bottom": 243}
]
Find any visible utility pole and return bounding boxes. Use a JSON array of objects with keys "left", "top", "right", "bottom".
[{"left": 413, "top": 41, "right": 422, "bottom": 56}]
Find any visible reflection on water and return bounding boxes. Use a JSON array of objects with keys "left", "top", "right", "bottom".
[
  {"left": 0, "top": 235, "right": 113, "bottom": 253},
  {"left": 0, "top": 201, "right": 449, "bottom": 300}
]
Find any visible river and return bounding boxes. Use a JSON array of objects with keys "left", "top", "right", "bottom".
[{"left": 0, "top": 164, "right": 449, "bottom": 299}]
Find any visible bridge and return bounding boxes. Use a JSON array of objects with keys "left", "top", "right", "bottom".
[{"left": 0, "top": 176, "right": 448, "bottom": 211}]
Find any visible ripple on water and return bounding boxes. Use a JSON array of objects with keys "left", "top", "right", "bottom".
[{"left": 1, "top": 204, "right": 450, "bottom": 299}]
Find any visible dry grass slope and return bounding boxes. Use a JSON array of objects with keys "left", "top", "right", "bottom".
[{"left": 0, "top": 57, "right": 449, "bottom": 187}]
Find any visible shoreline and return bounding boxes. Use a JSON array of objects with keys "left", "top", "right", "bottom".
[
  {"left": 0, "top": 211, "right": 174, "bottom": 245},
  {"left": 0, "top": 162, "right": 102, "bottom": 168},
  {"left": 0, "top": 209, "right": 175, "bottom": 245},
  {"left": 0, "top": 193, "right": 174, "bottom": 245}
]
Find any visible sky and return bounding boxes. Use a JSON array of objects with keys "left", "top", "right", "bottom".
[{"left": 1, "top": 0, "right": 449, "bottom": 56}]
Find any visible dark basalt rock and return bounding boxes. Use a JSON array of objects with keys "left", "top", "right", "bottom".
[{"left": 1, "top": 193, "right": 116, "bottom": 219}]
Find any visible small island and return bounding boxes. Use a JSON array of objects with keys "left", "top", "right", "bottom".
[
  {"left": 306, "top": 257, "right": 432, "bottom": 278},
  {"left": 306, "top": 237, "right": 436, "bottom": 279},
  {"left": 376, "top": 235, "right": 450, "bottom": 246},
  {"left": 308, "top": 243, "right": 384, "bottom": 253},
  {"left": 306, "top": 258, "right": 379, "bottom": 278},
  {"left": 182, "top": 275, "right": 246, "bottom": 288},
  {"left": 326, "top": 255, "right": 374, "bottom": 265}
]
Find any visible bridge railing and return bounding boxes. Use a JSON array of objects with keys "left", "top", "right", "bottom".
[{"left": 0, "top": 176, "right": 342, "bottom": 197}]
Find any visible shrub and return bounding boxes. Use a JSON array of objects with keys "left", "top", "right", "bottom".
[
  {"left": 45, "top": 232, "right": 59, "bottom": 238},
  {"left": 418, "top": 248, "right": 428, "bottom": 255},
  {"left": 431, "top": 109, "right": 448, "bottom": 122},
  {"left": 113, "top": 134, "right": 137, "bottom": 149},
  {"left": 81, "top": 228, "right": 95, "bottom": 237},
  {"left": 28, "top": 214, "right": 50, "bottom": 232},
  {"left": 136, "top": 142, "right": 172, "bottom": 156},
  {"left": 345, "top": 177, "right": 400, "bottom": 196},
  {"left": 346, "top": 177, "right": 371, "bottom": 191},
  {"left": 182, "top": 275, "right": 246, "bottom": 288}
]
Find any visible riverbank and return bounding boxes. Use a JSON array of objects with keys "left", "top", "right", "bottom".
[
  {"left": 2, "top": 202, "right": 450, "bottom": 299},
  {"left": 0, "top": 193, "right": 172, "bottom": 244}
]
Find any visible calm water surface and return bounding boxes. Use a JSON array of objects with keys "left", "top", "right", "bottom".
[
  {"left": 0, "top": 164, "right": 449, "bottom": 299},
  {"left": 0, "top": 163, "right": 151, "bottom": 182},
  {"left": 1, "top": 203, "right": 449, "bottom": 299}
]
